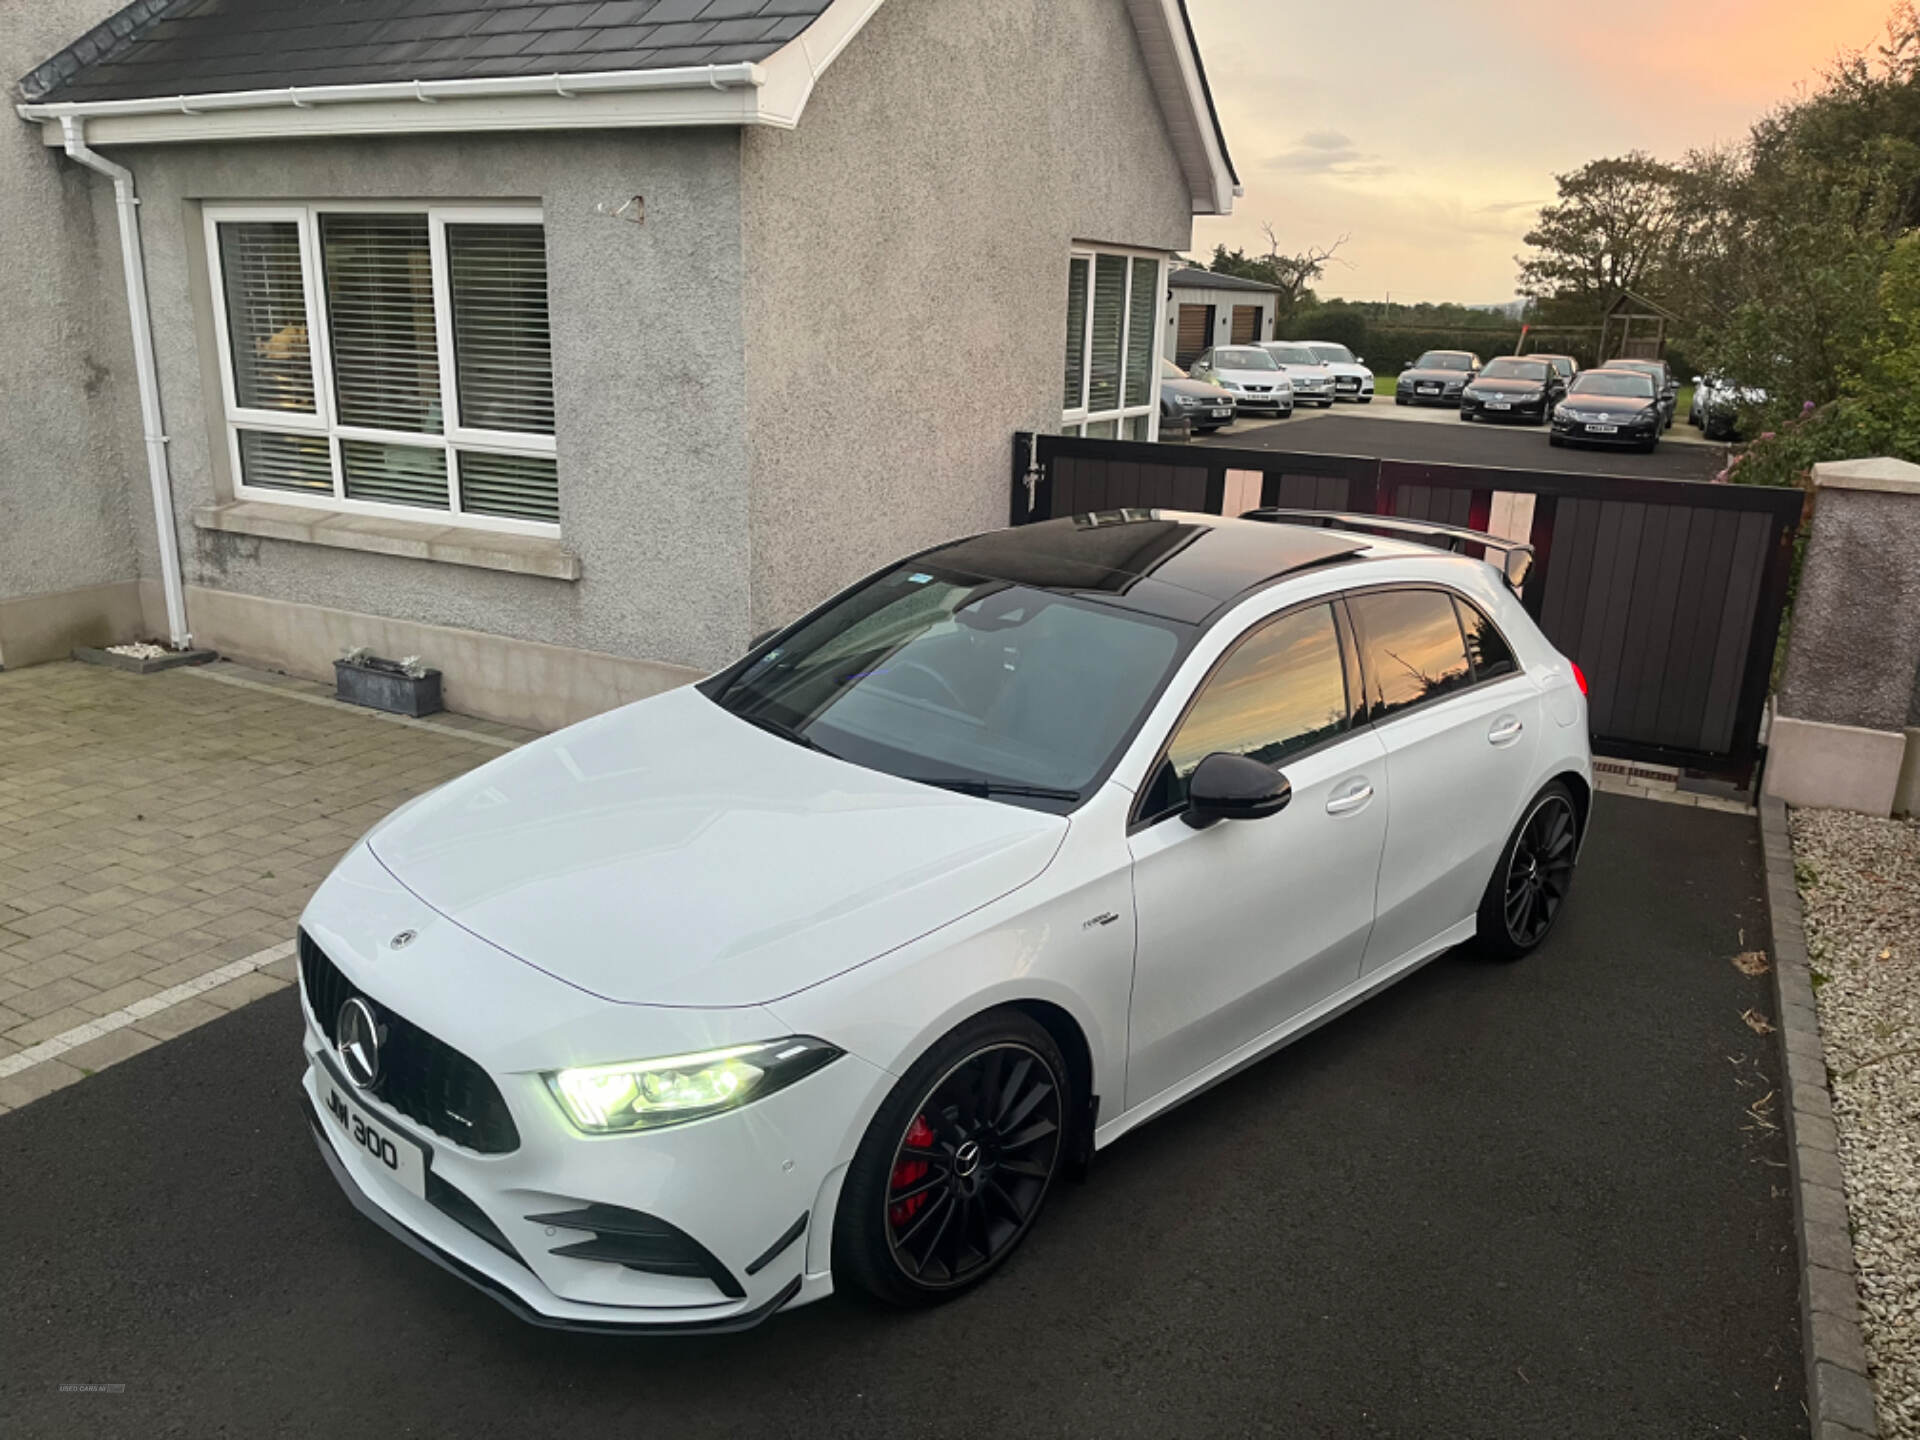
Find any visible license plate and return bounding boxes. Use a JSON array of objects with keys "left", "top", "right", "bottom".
[
  {"left": 1587, "top": 424, "right": 1619, "bottom": 435},
  {"left": 1418, "top": 384, "right": 1439, "bottom": 394},
  {"left": 318, "top": 1066, "right": 427, "bottom": 1198},
  {"left": 1489, "top": 401, "right": 1512, "bottom": 410},
  {"left": 1211, "top": 408, "right": 1232, "bottom": 419}
]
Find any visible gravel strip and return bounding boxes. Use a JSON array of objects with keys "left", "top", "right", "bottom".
[{"left": 1793, "top": 806, "right": 1920, "bottom": 1440}]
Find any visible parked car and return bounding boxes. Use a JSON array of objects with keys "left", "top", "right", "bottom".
[
  {"left": 297, "top": 509, "right": 1592, "bottom": 1328},
  {"left": 1160, "top": 357, "right": 1238, "bottom": 434},
  {"left": 1689, "top": 372, "right": 1769, "bottom": 440},
  {"left": 1397, "top": 350, "right": 1482, "bottom": 406},
  {"left": 1604, "top": 358, "right": 1677, "bottom": 428},
  {"left": 1549, "top": 368, "right": 1663, "bottom": 451},
  {"left": 1459, "top": 356, "right": 1566, "bottom": 426},
  {"left": 1256, "top": 342, "right": 1339, "bottom": 407},
  {"left": 1531, "top": 354, "right": 1580, "bottom": 385},
  {"left": 1300, "top": 340, "right": 1375, "bottom": 402},
  {"left": 1189, "top": 346, "right": 1294, "bottom": 416}
]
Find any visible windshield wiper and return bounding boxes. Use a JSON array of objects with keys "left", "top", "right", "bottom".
[
  {"left": 902, "top": 776, "right": 1081, "bottom": 802},
  {"left": 732, "top": 710, "right": 833, "bottom": 756}
]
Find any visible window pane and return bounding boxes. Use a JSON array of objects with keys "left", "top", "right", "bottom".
[
  {"left": 1087, "top": 255, "right": 1127, "bottom": 413},
  {"left": 218, "top": 222, "right": 314, "bottom": 413},
  {"left": 341, "top": 438, "right": 449, "bottom": 510},
  {"left": 321, "top": 214, "right": 442, "bottom": 434},
  {"left": 1085, "top": 417, "right": 1118, "bottom": 439},
  {"left": 1124, "top": 414, "right": 1151, "bottom": 440},
  {"left": 1062, "top": 257, "right": 1088, "bottom": 411},
  {"left": 1349, "top": 589, "right": 1473, "bottom": 719},
  {"left": 447, "top": 224, "right": 554, "bottom": 435},
  {"left": 1124, "top": 257, "right": 1157, "bottom": 406},
  {"left": 237, "top": 428, "right": 331, "bottom": 492},
  {"left": 1457, "top": 598, "right": 1517, "bottom": 680},
  {"left": 1146, "top": 605, "right": 1349, "bottom": 816},
  {"left": 458, "top": 450, "right": 559, "bottom": 524}
]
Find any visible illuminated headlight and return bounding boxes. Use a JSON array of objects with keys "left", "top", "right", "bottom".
[{"left": 545, "top": 1037, "right": 841, "bottom": 1134}]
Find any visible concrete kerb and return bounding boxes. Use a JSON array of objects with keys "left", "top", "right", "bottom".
[{"left": 1757, "top": 793, "right": 1882, "bottom": 1439}]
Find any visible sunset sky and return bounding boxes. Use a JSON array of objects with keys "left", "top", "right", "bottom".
[{"left": 1185, "top": 0, "right": 1899, "bottom": 303}]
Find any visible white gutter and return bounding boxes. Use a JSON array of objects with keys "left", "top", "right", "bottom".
[
  {"left": 20, "top": 62, "right": 762, "bottom": 123},
  {"left": 58, "top": 115, "right": 190, "bottom": 650}
]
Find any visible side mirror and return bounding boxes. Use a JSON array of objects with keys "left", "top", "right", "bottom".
[
  {"left": 1183, "top": 752, "right": 1292, "bottom": 829},
  {"left": 749, "top": 627, "right": 780, "bottom": 651},
  {"left": 1355, "top": 356, "right": 1366, "bottom": 365}
]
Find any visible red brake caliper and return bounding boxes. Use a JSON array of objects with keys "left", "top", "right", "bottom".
[{"left": 888, "top": 1115, "right": 936, "bottom": 1227}]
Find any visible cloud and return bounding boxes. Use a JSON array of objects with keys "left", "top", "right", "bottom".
[{"left": 1265, "top": 130, "right": 1395, "bottom": 179}]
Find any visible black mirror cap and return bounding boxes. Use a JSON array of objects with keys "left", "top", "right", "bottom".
[{"left": 1183, "top": 752, "right": 1293, "bottom": 829}]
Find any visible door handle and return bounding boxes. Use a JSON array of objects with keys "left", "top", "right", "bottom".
[
  {"left": 1488, "top": 715, "right": 1525, "bottom": 746},
  {"left": 1326, "top": 778, "right": 1374, "bottom": 815}
]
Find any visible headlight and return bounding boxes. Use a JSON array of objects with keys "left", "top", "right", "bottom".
[
  {"left": 545, "top": 1037, "right": 841, "bottom": 1134},
  {"left": 1175, "top": 394, "right": 1202, "bottom": 407},
  {"left": 1220, "top": 379, "right": 1242, "bottom": 391}
]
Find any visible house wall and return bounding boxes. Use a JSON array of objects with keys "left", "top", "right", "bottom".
[
  {"left": 0, "top": 0, "right": 146, "bottom": 666},
  {"left": 63, "top": 128, "right": 752, "bottom": 698},
  {"left": 1162, "top": 286, "right": 1282, "bottom": 362},
  {"left": 738, "top": 0, "right": 1196, "bottom": 632}
]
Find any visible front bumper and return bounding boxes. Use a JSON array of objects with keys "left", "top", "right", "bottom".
[
  {"left": 1551, "top": 414, "right": 1659, "bottom": 446},
  {"left": 1332, "top": 375, "right": 1373, "bottom": 399},
  {"left": 1400, "top": 383, "right": 1464, "bottom": 405},
  {"left": 295, "top": 848, "right": 887, "bottom": 1331},
  {"left": 1461, "top": 394, "right": 1550, "bottom": 421},
  {"left": 1229, "top": 392, "right": 1290, "bottom": 412}
]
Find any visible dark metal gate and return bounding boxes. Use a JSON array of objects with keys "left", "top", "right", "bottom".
[{"left": 1010, "top": 432, "right": 1805, "bottom": 775}]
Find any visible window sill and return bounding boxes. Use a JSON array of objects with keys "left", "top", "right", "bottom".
[{"left": 191, "top": 501, "right": 582, "bottom": 582}]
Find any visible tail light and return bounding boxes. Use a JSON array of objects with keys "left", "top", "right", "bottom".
[{"left": 1571, "top": 661, "right": 1589, "bottom": 697}]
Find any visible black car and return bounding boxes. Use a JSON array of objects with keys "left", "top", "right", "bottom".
[
  {"left": 1605, "top": 358, "right": 1676, "bottom": 428},
  {"left": 1549, "top": 368, "right": 1663, "bottom": 451},
  {"left": 1396, "top": 349, "right": 1481, "bottom": 406},
  {"left": 1458, "top": 356, "right": 1566, "bottom": 425},
  {"left": 1159, "top": 358, "right": 1238, "bottom": 434},
  {"left": 1532, "top": 353, "right": 1580, "bottom": 385}
]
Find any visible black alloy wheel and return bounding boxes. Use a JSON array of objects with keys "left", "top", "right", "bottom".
[
  {"left": 835, "top": 1012, "right": 1070, "bottom": 1305},
  {"left": 1477, "top": 782, "right": 1579, "bottom": 960}
]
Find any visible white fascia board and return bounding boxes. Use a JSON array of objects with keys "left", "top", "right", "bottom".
[
  {"left": 754, "top": 0, "right": 889, "bottom": 126},
  {"left": 1126, "top": 0, "right": 1236, "bottom": 216},
  {"left": 19, "top": 62, "right": 771, "bottom": 146}
]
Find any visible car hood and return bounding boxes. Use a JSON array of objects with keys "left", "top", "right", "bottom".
[
  {"left": 366, "top": 685, "right": 1069, "bottom": 1008},
  {"left": 1215, "top": 367, "right": 1288, "bottom": 386},
  {"left": 1164, "top": 377, "right": 1233, "bottom": 401},
  {"left": 1469, "top": 377, "right": 1550, "bottom": 395},
  {"left": 1565, "top": 392, "right": 1656, "bottom": 412},
  {"left": 1277, "top": 364, "right": 1331, "bottom": 382},
  {"left": 1402, "top": 368, "right": 1471, "bottom": 384},
  {"left": 1319, "top": 361, "right": 1371, "bottom": 379}
]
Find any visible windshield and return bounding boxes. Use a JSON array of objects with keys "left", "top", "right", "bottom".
[
  {"left": 1306, "top": 343, "right": 1355, "bottom": 364},
  {"left": 1480, "top": 359, "right": 1550, "bottom": 382},
  {"left": 1161, "top": 358, "right": 1188, "bottom": 379},
  {"left": 1614, "top": 362, "right": 1667, "bottom": 384},
  {"left": 1539, "top": 356, "right": 1575, "bottom": 377},
  {"left": 1213, "top": 347, "right": 1278, "bottom": 371},
  {"left": 708, "top": 566, "right": 1189, "bottom": 807},
  {"left": 1414, "top": 352, "right": 1472, "bottom": 371},
  {"left": 1265, "top": 345, "right": 1322, "bottom": 366},
  {"left": 1570, "top": 372, "right": 1656, "bottom": 398}
]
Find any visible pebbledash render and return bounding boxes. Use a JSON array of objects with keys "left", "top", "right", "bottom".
[{"left": 3, "top": 0, "right": 1238, "bottom": 729}]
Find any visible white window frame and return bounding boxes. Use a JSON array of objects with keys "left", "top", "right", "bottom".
[
  {"left": 1061, "top": 245, "right": 1166, "bottom": 442},
  {"left": 203, "top": 200, "right": 559, "bottom": 537}
]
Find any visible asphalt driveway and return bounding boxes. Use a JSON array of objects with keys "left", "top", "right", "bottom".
[
  {"left": 1200, "top": 410, "right": 1729, "bottom": 481},
  {"left": 0, "top": 795, "right": 1801, "bottom": 1439}
]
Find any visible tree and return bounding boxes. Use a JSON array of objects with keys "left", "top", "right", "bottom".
[
  {"left": 1516, "top": 154, "right": 1683, "bottom": 317},
  {"left": 1209, "top": 227, "right": 1349, "bottom": 320}
]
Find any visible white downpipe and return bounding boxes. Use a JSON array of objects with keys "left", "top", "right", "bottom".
[{"left": 59, "top": 115, "right": 190, "bottom": 650}]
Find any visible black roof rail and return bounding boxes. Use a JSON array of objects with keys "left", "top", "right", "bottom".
[{"left": 1244, "top": 509, "right": 1535, "bottom": 592}]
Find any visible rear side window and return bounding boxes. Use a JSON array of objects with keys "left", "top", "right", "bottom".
[
  {"left": 1139, "top": 603, "right": 1350, "bottom": 820},
  {"left": 1348, "top": 589, "right": 1473, "bottom": 721},
  {"left": 1455, "top": 597, "right": 1517, "bottom": 681}
]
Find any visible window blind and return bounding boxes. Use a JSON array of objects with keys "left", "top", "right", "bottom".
[
  {"left": 341, "top": 439, "right": 449, "bottom": 510},
  {"left": 237, "top": 428, "right": 331, "bottom": 492},
  {"left": 321, "top": 214, "right": 442, "bottom": 434},
  {"left": 1125, "top": 258, "right": 1157, "bottom": 407},
  {"left": 459, "top": 451, "right": 560, "bottom": 524},
  {"left": 218, "top": 222, "right": 314, "bottom": 414},
  {"left": 447, "top": 224, "right": 555, "bottom": 436},
  {"left": 1087, "top": 255, "right": 1127, "bottom": 414},
  {"left": 1062, "top": 257, "right": 1089, "bottom": 410}
]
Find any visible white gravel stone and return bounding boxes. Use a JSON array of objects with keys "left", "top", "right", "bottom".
[{"left": 1793, "top": 806, "right": 1920, "bottom": 1440}]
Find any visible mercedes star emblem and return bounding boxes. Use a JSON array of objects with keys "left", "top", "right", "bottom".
[{"left": 336, "top": 996, "right": 383, "bottom": 1090}]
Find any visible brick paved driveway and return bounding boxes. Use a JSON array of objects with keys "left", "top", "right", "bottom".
[{"left": 0, "top": 660, "right": 531, "bottom": 1108}]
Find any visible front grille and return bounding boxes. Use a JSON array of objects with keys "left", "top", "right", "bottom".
[
  {"left": 299, "top": 929, "right": 521, "bottom": 1155},
  {"left": 527, "top": 1203, "right": 745, "bottom": 1299}
]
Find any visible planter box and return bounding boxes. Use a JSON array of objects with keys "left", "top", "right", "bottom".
[
  {"left": 73, "top": 645, "right": 218, "bottom": 674},
  {"left": 334, "top": 658, "right": 443, "bottom": 717}
]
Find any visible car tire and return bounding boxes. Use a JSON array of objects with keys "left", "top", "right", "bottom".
[
  {"left": 1360, "top": 395, "right": 1372, "bottom": 404},
  {"left": 832, "top": 1007, "right": 1072, "bottom": 1308},
  {"left": 1475, "top": 781, "right": 1580, "bottom": 962},
  {"left": 1640, "top": 437, "right": 1659, "bottom": 453}
]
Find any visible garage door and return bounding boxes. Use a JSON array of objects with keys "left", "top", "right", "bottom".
[
  {"left": 1176, "top": 305, "right": 1213, "bottom": 367},
  {"left": 1231, "top": 305, "right": 1263, "bottom": 345}
]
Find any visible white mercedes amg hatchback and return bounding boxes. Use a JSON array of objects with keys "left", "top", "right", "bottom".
[{"left": 298, "top": 510, "right": 1592, "bottom": 1332}]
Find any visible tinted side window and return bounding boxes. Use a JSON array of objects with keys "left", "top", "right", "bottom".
[
  {"left": 1349, "top": 589, "right": 1473, "bottom": 721},
  {"left": 1140, "top": 604, "right": 1350, "bottom": 819},
  {"left": 1456, "top": 597, "right": 1517, "bottom": 681}
]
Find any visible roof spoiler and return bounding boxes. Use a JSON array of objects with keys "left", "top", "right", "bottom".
[{"left": 1245, "top": 509, "right": 1535, "bottom": 593}]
